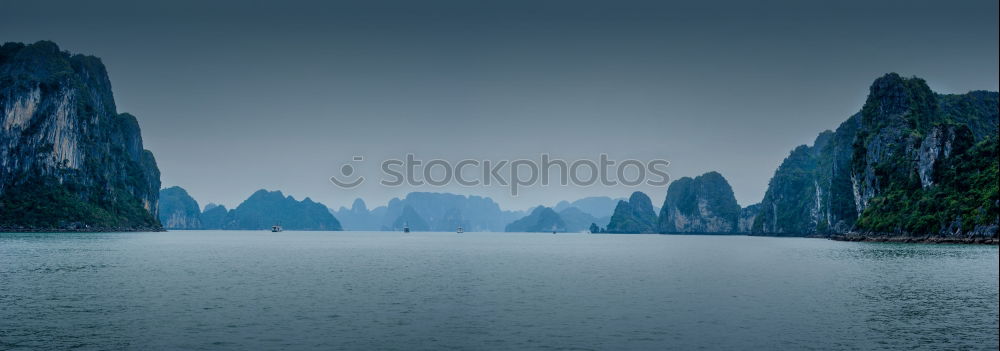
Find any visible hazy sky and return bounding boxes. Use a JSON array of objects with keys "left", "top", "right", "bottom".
[{"left": 3, "top": 0, "right": 998, "bottom": 211}]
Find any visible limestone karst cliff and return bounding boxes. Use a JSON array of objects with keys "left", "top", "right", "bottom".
[
  {"left": 657, "top": 172, "right": 741, "bottom": 234},
  {"left": 0, "top": 41, "right": 161, "bottom": 231},
  {"left": 752, "top": 73, "right": 998, "bottom": 238},
  {"left": 605, "top": 191, "right": 658, "bottom": 234},
  {"left": 158, "top": 186, "right": 202, "bottom": 229}
]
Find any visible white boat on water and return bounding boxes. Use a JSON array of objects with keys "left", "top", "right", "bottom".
[
  {"left": 457, "top": 226, "right": 464, "bottom": 234},
  {"left": 271, "top": 225, "right": 282, "bottom": 232}
]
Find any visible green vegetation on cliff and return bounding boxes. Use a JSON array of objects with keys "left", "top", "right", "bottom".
[
  {"left": 753, "top": 73, "right": 998, "bottom": 238},
  {"left": 856, "top": 135, "right": 997, "bottom": 235},
  {"left": 0, "top": 41, "right": 161, "bottom": 231},
  {"left": 606, "top": 192, "right": 657, "bottom": 234},
  {"left": 658, "top": 172, "right": 740, "bottom": 234},
  {"left": 158, "top": 187, "right": 202, "bottom": 229}
]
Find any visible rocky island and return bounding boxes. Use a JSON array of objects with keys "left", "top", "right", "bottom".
[
  {"left": 750, "top": 73, "right": 998, "bottom": 243},
  {"left": 0, "top": 41, "right": 162, "bottom": 232},
  {"left": 658, "top": 172, "right": 741, "bottom": 234}
]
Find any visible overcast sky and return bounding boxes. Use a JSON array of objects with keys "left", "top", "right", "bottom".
[{"left": 3, "top": 0, "right": 998, "bottom": 211}]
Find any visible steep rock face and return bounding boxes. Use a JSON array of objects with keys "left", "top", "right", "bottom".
[
  {"left": 505, "top": 206, "right": 566, "bottom": 232},
  {"left": 658, "top": 172, "right": 741, "bottom": 234},
  {"left": 0, "top": 41, "right": 161, "bottom": 231},
  {"left": 753, "top": 115, "right": 861, "bottom": 236},
  {"left": 737, "top": 203, "right": 760, "bottom": 234},
  {"left": 851, "top": 73, "right": 940, "bottom": 212},
  {"left": 754, "top": 144, "right": 824, "bottom": 235},
  {"left": 754, "top": 73, "right": 998, "bottom": 237},
  {"left": 606, "top": 191, "right": 657, "bottom": 234},
  {"left": 849, "top": 74, "right": 996, "bottom": 236},
  {"left": 158, "top": 186, "right": 201, "bottom": 229}
]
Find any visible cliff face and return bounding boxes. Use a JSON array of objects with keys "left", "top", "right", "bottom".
[
  {"left": 158, "top": 186, "right": 201, "bottom": 229},
  {"left": 737, "top": 203, "right": 760, "bottom": 234},
  {"left": 753, "top": 73, "right": 998, "bottom": 238},
  {"left": 606, "top": 191, "right": 658, "bottom": 234},
  {"left": 752, "top": 114, "right": 861, "bottom": 236},
  {"left": 850, "top": 75, "right": 997, "bottom": 237},
  {"left": 0, "top": 41, "right": 161, "bottom": 231},
  {"left": 658, "top": 172, "right": 741, "bottom": 234}
]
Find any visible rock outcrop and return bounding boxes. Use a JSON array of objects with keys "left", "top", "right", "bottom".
[
  {"left": 224, "top": 189, "right": 341, "bottom": 230},
  {"left": 752, "top": 73, "right": 998, "bottom": 238},
  {"left": 605, "top": 191, "right": 658, "bottom": 234},
  {"left": 0, "top": 41, "right": 161, "bottom": 231},
  {"left": 737, "top": 203, "right": 760, "bottom": 234},
  {"left": 657, "top": 172, "right": 741, "bottom": 234},
  {"left": 158, "top": 186, "right": 201, "bottom": 229},
  {"left": 505, "top": 206, "right": 566, "bottom": 232}
]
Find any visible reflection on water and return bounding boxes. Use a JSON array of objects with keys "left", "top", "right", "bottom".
[{"left": 1, "top": 231, "right": 997, "bottom": 350}]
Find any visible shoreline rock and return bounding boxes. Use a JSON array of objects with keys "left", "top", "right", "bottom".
[
  {"left": 1, "top": 225, "right": 165, "bottom": 233},
  {"left": 830, "top": 234, "right": 998, "bottom": 245}
]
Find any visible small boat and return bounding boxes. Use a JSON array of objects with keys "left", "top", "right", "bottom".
[
  {"left": 456, "top": 226, "right": 464, "bottom": 234},
  {"left": 403, "top": 222, "right": 410, "bottom": 233},
  {"left": 271, "top": 225, "right": 283, "bottom": 232}
]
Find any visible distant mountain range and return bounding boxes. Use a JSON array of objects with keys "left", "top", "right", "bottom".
[
  {"left": 332, "top": 198, "right": 387, "bottom": 231},
  {"left": 333, "top": 192, "right": 524, "bottom": 232},
  {"left": 158, "top": 188, "right": 341, "bottom": 231},
  {"left": 552, "top": 197, "right": 622, "bottom": 219},
  {"left": 505, "top": 207, "right": 566, "bottom": 232},
  {"left": 158, "top": 188, "right": 626, "bottom": 233},
  {"left": 331, "top": 194, "right": 617, "bottom": 233}
]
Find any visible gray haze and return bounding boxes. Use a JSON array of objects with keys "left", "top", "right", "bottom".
[{"left": 3, "top": 0, "right": 998, "bottom": 211}]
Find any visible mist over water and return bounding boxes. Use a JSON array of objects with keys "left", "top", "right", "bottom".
[{"left": 2, "top": 232, "right": 997, "bottom": 350}]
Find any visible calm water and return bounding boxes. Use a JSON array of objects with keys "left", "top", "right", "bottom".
[{"left": 1, "top": 231, "right": 997, "bottom": 350}]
